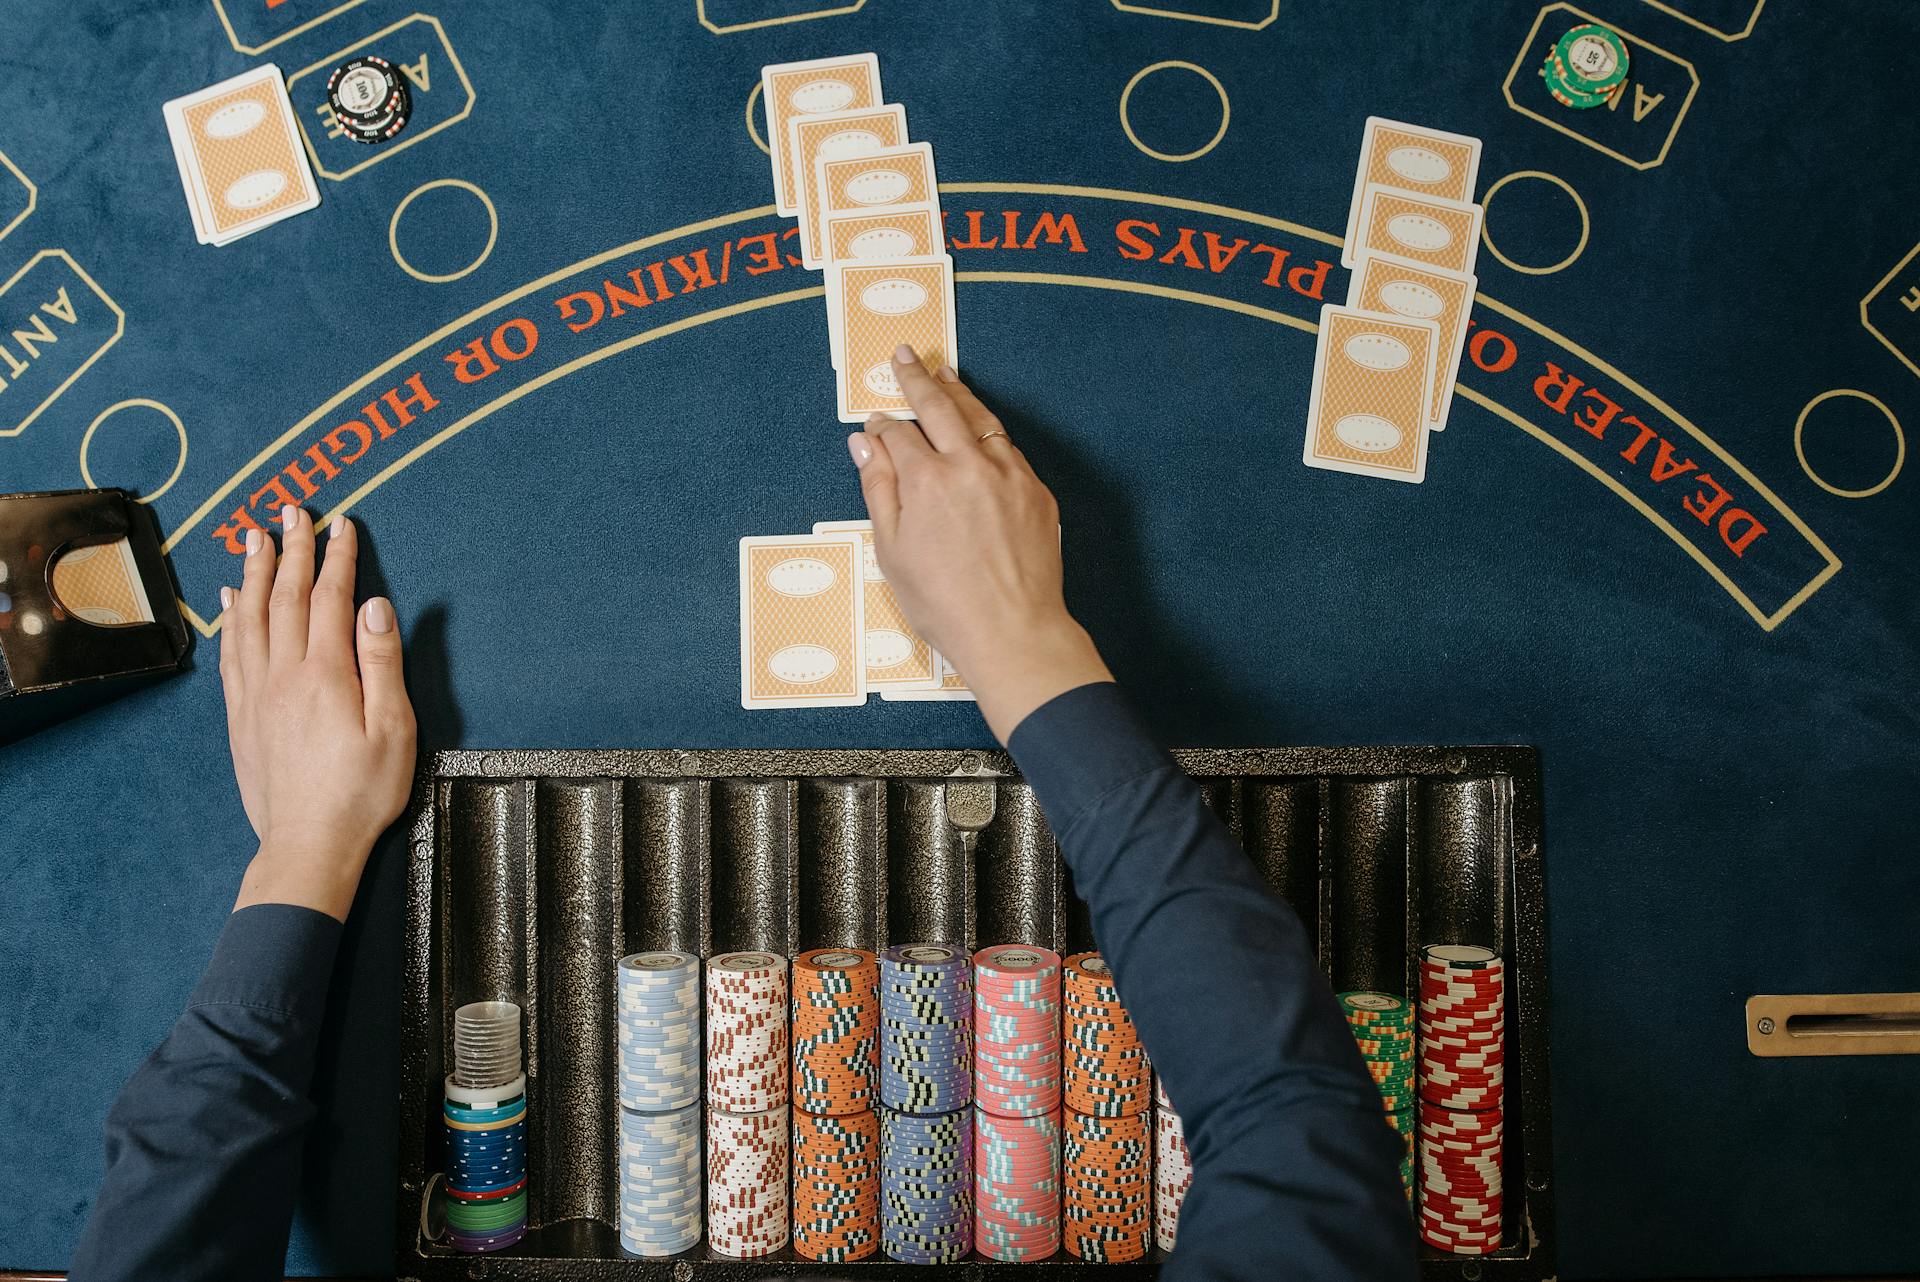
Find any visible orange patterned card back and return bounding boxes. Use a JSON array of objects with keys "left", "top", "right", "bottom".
[
  {"left": 823, "top": 203, "right": 943, "bottom": 266},
  {"left": 180, "top": 77, "right": 309, "bottom": 236},
  {"left": 739, "top": 536, "right": 865, "bottom": 708},
  {"left": 1356, "top": 188, "right": 1482, "bottom": 277},
  {"left": 829, "top": 256, "right": 956, "bottom": 422},
  {"left": 813, "top": 521, "right": 937, "bottom": 688},
  {"left": 1348, "top": 253, "right": 1477, "bottom": 428},
  {"left": 50, "top": 540, "right": 154, "bottom": 625},
  {"left": 790, "top": 106, "right": 907, "bottom": 268},
  {"left": 763, "top": 54, "right": 881, "bottom": 214},
  {"left": 1302, "top": 306, "right": 1439, "bottom": 484}
]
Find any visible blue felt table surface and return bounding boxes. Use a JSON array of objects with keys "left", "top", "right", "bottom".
[{"left": 1, "top": 1, "right": 1916, "bottom": 1275}]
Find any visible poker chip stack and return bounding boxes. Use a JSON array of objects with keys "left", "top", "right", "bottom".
[
  {"left": 791, "top": 948, "right": 881, "bottom": 1262},
  {"left": 442, "top": 1001, "right": 529, "bottom": 1253},
  {"left": 325, "top": 54, "right": 413, "bottom": 145},
  {"left": 1417, "top": 944, "right": 1507, "bottom": 1255},
  {"left": 973, "top": 945, "right": 1062, "bottom": 1117},
  {"left": 1063, "top": 1108, "right": 1151, "bottom": 1261},
  {"left": 1538, "top": 22, "right": 1630, "bottom": 111},
  {"left": 1339, "top": 991, "right": 1419, "bottom": 1201},
  {"left": 1152, "top": 1075, "right": 1192, "bottom": 1253},
  {"left": 1063, "top": 952, "right": 1149, "bottom": 1117},
  {"left": 705, "top": 951, "right": 790, "bottom": 1257},
  {"left": 794, "top": 1108, "right": 881, "bottom": 1262},
  {"left": 879, "top": 944, "right": 973, "bottom": 1114},
  {"left": 709, "top": 1104, "right": 791, "bottom": 1258},
  {"left": 975, "top": 1108, "right": 1061, "bottom": 1261},
  {"left": 881, "top": 1106, "right": 973, "bottom": 1263},
  {"left": 972, "top": 945, "right": 1062, "bottom": 1261},
  {"left": 615, "top": 952, "right": 702, "bottom": 1256},
  {"left": 1062, "top": 952, "right": 1150, "bottom": 1261}
]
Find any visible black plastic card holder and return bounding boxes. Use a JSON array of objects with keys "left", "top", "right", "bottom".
[{"left": 0, "top": 488, "right": 190, "bottom": 745}]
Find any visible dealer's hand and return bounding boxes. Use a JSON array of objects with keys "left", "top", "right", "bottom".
[
  {"left": 848, "top": 346, "right": 1112, "bottom": 743},
  {"left": 218, "top": 506, "right": 417, "bottom": 921}
]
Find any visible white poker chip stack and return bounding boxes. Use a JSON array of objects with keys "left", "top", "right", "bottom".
[
  {"left": 708, "top": 1105, "right": 791, "bottom": 1257},
  {"left": 618, "top": 1102, "right": 702, "bottom": 1256},
  {"left": 707, "top": 951, "right": 790, "bottom": 1113},
  {"left": 618, "top": 952, "right": 700, "bottom": 1111},
  {"left": 1153, "top": 1075, "right": 1192, "bottom": 1253}
]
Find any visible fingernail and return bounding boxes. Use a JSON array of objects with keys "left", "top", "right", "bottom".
[
  {"left": 936, "top": 364, "right": 959, "bottom": 383},
  {"left": 866, "top": 412, "right": 888, "bottom": 427},
  {"left": 365, "top": 597, "right": 393, "bottom": 634},
  {"left": 330, "top": 515, "right": 345, "bottom": 538},
  {"left": 220, "top": 586, "right": 234, "bottom": 610},
  {"left": 846, "top": 433, "right": 873, "bottom": 468},
  {"left": 245, "top": 528, "right": 262, "bottom": 557},
  {"left": 281, "top": 505, "right": 299, "bottom": 529},
  {"left": 893, "top": 342, "right": 915, "bottom": 364}
]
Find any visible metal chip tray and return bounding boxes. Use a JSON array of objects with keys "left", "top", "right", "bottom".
[{"left": 399, "top": 746, "right": 1551, "bottom": 1280}]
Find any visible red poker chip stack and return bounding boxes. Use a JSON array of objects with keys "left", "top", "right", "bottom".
[
  {"left": 973, "top": 945, "right": 1062, "bottom": 1118},
  {"left": 1152, "top": 1075, "right": 1192, "bottom": 1253},
  {"left": 974, "top": 1108, "right": 1061, "bottom": 1261},
  {"left": 707, "top": 1105, "right": 791, "bottom": 1257},
  {"left": 707, "top": 952, "right": 789, "bottom": 1113},
  {"left": 1416, "top": 943, "right": 1506, "bottom": 1255}
]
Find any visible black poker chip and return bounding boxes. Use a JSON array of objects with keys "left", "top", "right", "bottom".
[{"left": 327, "top": 55, "right": 412, "bottom": 143}]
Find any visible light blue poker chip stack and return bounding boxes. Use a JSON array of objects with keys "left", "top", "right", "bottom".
[
  {"left": 879, "top": 944, "right": 973, "bottom": 1115},
  {"left": 618, "top": 1103, "right": 702, "bottom": 1256},
  {"left": 616, "top": 951, "right": 703, "bottom": 1256},
  {"left": 880, "top": 1107, "right": 973, "bottom": 1263}
]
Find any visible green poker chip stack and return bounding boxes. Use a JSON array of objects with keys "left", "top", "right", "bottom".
[
  {"left": 1539, "top": 22, "right": 1630, "bottom": 110},
  {"left": 1340, "top": 992, "right": 1418, "bottom": 1202}
]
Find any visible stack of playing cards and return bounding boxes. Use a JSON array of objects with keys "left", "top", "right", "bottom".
[
  {"left": 1304, "top": 118, "right": 1485, "bottom": 484},
  {"left": 739, "top": 522, "right": 973, "bottom": 710},
  {"left": 761, "top": 54, "right": 957, "bottom": 424},
  {"left": 163, "top": 65, "right": 320, "bottom": 246}
]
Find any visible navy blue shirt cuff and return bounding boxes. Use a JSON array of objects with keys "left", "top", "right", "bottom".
[
  {"left": 190, "top": 903, "right": 342, "bottom": 1019},
  {"left": 1006, "top": 681, "right": 1171, "bottom": 833}
]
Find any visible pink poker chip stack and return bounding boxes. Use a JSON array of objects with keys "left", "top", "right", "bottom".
[
  {"left": 1152, "top": 1076, "right": 1192, "bottom": 1253},
  {"left": 706, "top": 951, "right": 789, "bottom": 1113},
  {"left": 973, "top": 1108, "right": 1061, "bottom": 1261},
  {"left": 973, "top": 945, "right": 1062, "bottom": 1118},
  {"left": 707, "top": 1105, "right": 791, "bottom": 1257},
  {"left": 1416, "top": 943, "right": 1506, "bottom": 1255}
]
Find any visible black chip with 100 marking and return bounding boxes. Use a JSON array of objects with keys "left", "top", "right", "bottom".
[{"left": 326, "top": 55, "right": 412, "bottom": 145}]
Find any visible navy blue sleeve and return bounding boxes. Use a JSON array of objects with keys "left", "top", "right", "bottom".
[
  {"left": 1010, "top": 682, "right": 1417, "bottom": 1282},
  {"left": 70, "top": 903, "right": 342, "bottom": 1282}
]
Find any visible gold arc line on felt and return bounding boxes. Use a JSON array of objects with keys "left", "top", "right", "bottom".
[
  {"left": 1119, "top": 62, "right": 1232, "bottom": 164},
  {"left": 1479, "top": 171, "right": 1590, "bottom": 276},
  {"left": 1793, "top": 390, "right": 1904, "bottom": 500},
  {"left": 165, "top": 184, "right": 1836, "bottom": 638},
  {"left": 208, "top": 0, "right": 368, "bottom": 55},
  {"left": 1859, "top": 241, "right": 1920, "bottom": 382},
  {"left": 286, "top": 14, "right": 478, "bottom": 184},
  {"left": 1501, "top": 3, "right": 1700, "bottom": 172},
  {"left": 696, "top": 0, "right": 866, "bottom": 36},
  {"left": 1638, "top": 0, "right": 1766, "bottom": 42},
  {"left": 745, "top": 82, "right": 770, "bottom": 156},
  {"left": 1108, "top": 0, "right": 1279, "bottom": 31},
  {"left": 80, "top": 400, "right": 190, "bottom": 505},
  {"left": 389, "top": 180, "right": 498, "bottom": 284},
  {"left": 0, "top": 147, "right": 37, "bottom": 245},
  {"left": 0, "top": 250, "right": 127, "bottom": 439}
]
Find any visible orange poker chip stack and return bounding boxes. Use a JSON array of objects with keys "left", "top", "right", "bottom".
[
  {"left": 1062, "top": 952, "right": 1149, "bottom": 1118},
  {"left": 1062, "top": 1109, "right": 1151, "bottom": 1262},
  {"left": 792, "top": 1107, "right": 881, "bottom": 1262},
  {"left": 792, "top": 948, "right": 879, "bottom": 1115}
]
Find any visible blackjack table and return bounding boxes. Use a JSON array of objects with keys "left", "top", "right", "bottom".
[{"left": 2, "top": 0, "right": 1917, "bottom": 1277}]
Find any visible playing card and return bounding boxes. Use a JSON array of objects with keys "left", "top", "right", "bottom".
[
  {"left": 820, "top": 200, "right": 944, "bottom": 268},
  {"left": 1346, "top": 251, "right": 1477, "bottom": 431},
  {"left": 739, "top": 534, "right": 866, "bottom": 709},
  {"left": 1301, "top": 305, "right": 1440, "bottom": 485},
  {"left": 1343, "top": 117, "right": 1482, "bottom": 266},
  {"left": 50, "top": 539, "right": 155, "bottom": 625},
  {"left": 790, "top": 105, "right": 908, "bottom": 269},
  {"left": 163, "top": 65, "right": 319, "bottom": 245},
  {"left": 827, "top": 255, "right": 956, "bottom": 421},
  {"left": 882, "top": 651, "right": 976, "bottom": 701},
  {"left": 762, "top": 54, "right": 883, "bottom": 216},
  {"left": 812, "top": 520, "right": 940, "bottom": 690},
  {"left": 816, "top": 142, "right": 938, "bottom": 223},
  {"left": 1352, "top": 187, "right": 1482, "bottom": 278}
]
